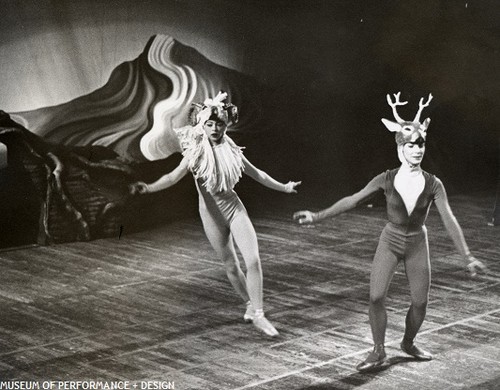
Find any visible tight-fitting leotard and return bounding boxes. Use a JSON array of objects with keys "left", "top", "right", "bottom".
[
  {"left": 184, "top": 136, "right": 249, "bottom": 229},
  {"left": 195, "top": 178, "right": 248, "bottom": 228},
  {"left": 351, "top": 168, "right": 470, "bottom": 345},
  {"left": 187, "top": 139, "right": 265, "bottom": 312},
  {"left": 358, "top": 168, "right": 470, "bottom": 254},
  {"left": 155, "top": 118, "right": 285, "bottom": 319}
]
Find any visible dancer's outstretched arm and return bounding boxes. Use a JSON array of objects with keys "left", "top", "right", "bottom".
[
  {"left": 242, "top": 155, "right": 301, "bottom": 193},
  {"left": 130, "top": 157, "right": 189, "bottom": 194},
  {"left": 294, "top": 173, "right": 384, "bottom": 224},
  {"left": 433, "top": 178, "right": 487, "bottom": 276}
]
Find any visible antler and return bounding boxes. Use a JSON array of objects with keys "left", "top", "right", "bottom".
[
  {"left": 413, "top": 93, "right": 433, "bottom": 122},
  {"left": 386, "top": 92, "right": 408, "bottom": 123}
]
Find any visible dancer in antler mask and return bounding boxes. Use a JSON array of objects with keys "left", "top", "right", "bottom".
[
  {"left": 131, "top": 92, "right": 301, "bottom": 337},
  {"left": 294, "top": 92, "right": 487, "bottom": 371}
]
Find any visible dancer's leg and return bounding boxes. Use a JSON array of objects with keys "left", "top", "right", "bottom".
[
  {"left": 403, "top": 231, "right": 430, "bottom": 342},
  {"left": 369, "top": 237, "right": 399, "bottom": 346},
  {"left": 200, "top": 208, "right": 249, "bottom": 303},
  {"left": 357, "top": 230, "right": 399, "bottom": 371},
  {"left": 401, "top": 230, "right": 432, "bottom": 360},
  {"left": 230, "top": 211, "right": 279, "bottom": 337},
  {"left": 230, "top": 211, "right": 263, "bottom": 311}
]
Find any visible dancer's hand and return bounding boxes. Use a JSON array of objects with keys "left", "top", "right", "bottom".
[
  {"left": 293, "top": 210, "right": 315, "bottom": 224},
  {"left": 465, "top": 255, "right": 487, "bottom": 277},
  {"left": 129, "top": 181, "right": 149, "bottom": 195},
  {"left": 284, "top": 181, "right": 302, "bottom": 193}
]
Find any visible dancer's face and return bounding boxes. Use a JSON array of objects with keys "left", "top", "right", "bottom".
[
  {"left": 203, "top": 120, "right": 227, "bottom": 145},
  {"left": 402, "top": 141, "right": 425, "bottom": 166}
]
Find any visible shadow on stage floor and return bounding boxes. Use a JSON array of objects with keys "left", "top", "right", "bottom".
[{"left": 0, "top": 192, "right": 498, "bottom": 389}]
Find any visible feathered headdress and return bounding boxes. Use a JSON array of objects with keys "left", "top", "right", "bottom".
[
  {"left": 174, "top": 91, "right": 244, "bottom": 194},
  {"left": 188, "top": 91, "right": 239, "bottom": 127}
]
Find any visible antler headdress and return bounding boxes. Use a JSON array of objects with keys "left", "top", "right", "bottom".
[{"left": 381, "top": 92, "right": 433, "bottom": 145}]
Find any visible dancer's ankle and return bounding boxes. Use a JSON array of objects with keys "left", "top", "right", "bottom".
[
  {"left": 402, "top": 337, "right": 414, "bottom": 347},
  {"left": 374, "top": 343, "right": 385, "bottom": 353}
]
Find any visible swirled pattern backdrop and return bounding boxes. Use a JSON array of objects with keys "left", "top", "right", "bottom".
[{"left": 10, "top": 34, "right": 268, "bottom": 163}]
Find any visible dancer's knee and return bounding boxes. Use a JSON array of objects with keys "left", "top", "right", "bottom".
[
  {"left": 369, "top": 294, "right": 386, "bottom": 308},
  {"left": 411, "top": 298, "right": 428, "bottom": 312},
  {"left": 221, "top": 255, "right": 240, "bottom": 275},
  {"left": 244, "top": 255, "right": 262, "bottom": 273}
]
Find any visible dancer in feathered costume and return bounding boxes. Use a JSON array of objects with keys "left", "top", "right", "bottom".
[
  {"left": 294, "top": 92, "right": 487, "bottom": 370},
  {"left": 131, "top": 91, "right": 301, "bottom": 337}
]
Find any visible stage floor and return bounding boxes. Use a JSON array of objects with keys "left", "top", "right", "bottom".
[{"left": 0, "top": 193, "right": 499, "bottom": 389}]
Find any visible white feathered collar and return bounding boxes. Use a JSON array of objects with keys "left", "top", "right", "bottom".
[{"left": 175, "top": 125, "right": 244, "bottom": 194}]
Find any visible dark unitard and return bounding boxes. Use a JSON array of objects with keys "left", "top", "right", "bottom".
[{"left": 354, "top": 168, "right": 470, "bottom": 345}]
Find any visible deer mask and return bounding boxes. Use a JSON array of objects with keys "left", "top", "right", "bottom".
[{"left": 381, "top": 92, "right": 433, "bottom": 145}]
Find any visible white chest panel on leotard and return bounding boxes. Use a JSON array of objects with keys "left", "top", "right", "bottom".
[{"left": 394, "top": 170, "right": 425, "bottom": 215}]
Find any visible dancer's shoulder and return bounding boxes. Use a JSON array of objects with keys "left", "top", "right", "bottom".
[{"left": 174, "top": 125, "right": 203, "bottom": 152}]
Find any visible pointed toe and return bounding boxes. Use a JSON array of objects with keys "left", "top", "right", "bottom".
[{"left": 400, "top": 342, "right": 433, "bottom": 361}]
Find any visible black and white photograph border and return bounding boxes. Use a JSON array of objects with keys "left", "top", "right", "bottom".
[{"left": 0, "top": 1, "right": 498, "bottom": 389}]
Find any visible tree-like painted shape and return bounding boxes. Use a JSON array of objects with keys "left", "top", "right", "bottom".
[{"left": 0, "top": 111, "right": 136, "bottom": 244}]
